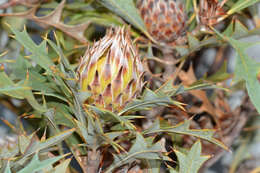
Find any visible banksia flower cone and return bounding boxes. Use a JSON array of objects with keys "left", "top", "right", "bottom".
[
  {"left": 77, "top": 27, "right": 144, "bottom": 113},
  {"left": 137, "top": 0, "right": 187, "bottom": 45},
  {"left": 197, "top": 0, "right": 226, "bottom": 30}
]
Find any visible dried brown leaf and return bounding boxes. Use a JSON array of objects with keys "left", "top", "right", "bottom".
[
  {"left": 0, "top": 0, "right": 40, "bottom": 9},
  {"left": 178, "top": 65, "right": 222, "bottom": 134},
  {"left": 0, "top": 0, "right": 89, "bottom": 43}
]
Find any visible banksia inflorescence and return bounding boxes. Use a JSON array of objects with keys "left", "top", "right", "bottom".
[
  {"left": 197, "top": 0, "right": 226, "bottom": 30},
  {"left": 137, "top": 0, "right": 187, "bottom": 45},
  {"left": 77, "top": 27, "right": 144, "bottom": 113}
]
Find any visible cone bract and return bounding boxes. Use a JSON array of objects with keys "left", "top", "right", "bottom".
[
  {"left": 137, "top": 0, "right": 187, "bottom": 45},
  {"left": 77, "top": 27, "right": 144, "bottom": 113}
]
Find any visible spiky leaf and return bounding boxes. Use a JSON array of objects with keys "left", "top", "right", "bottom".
[
  {"left": 144, "top": 119, "right": 228, "bottom": 150},
  {"left": 174, "top": 141, "right": 211, "bottom": 173}
]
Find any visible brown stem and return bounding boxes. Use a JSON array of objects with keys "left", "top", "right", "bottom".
[
  {"left": 162, "top": 48, "right": 176, "bottom": 80},
  {"left": 86, "top": 149, "right": 101, "bottom": 173}
]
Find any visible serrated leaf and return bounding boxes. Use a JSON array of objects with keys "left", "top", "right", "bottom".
[
  {"left": 39, "top": 128, "right": 75, "bottom": 151},
  {"left": 0, "top": 71, "right": 47, "bottom": 112},
  {"left": 17, "top": 153, "right": 65, "bottom": 173},
  {"left": 10, "top": 27, "right": 54, "bottom": 73},
  {"left": 105, "top": 133, "right": 167, "bottom": 173},
  {"left": 19, "top": 133, "right": 35, "bottom": 154},
  {"left": 174, "top": 141, "right": 211, "bottom": 173},
  {"left": 91, "top": 106, "right": 136, "bottom": 130},
  {"left": 75, "top": 119, "right": 95, "bottom": 147},
  {"left": 205, "top": 61, "right": 231, "bottom": 82},
  {"left": 223, "top": 19, "right": 250, "bottom": 39},
  {"left": 144, "top": 119, "right": 228, "bottom": 150},
  {"left": 119, "top": 89, "right": 175, "bottom": 115},
  {"left": 214, "top": 30, "right": 260, "bottom": 114},
  {"left": 99, "top": 0, "right": 152, "bottom": 40},
  {"left": 22, "top": 128, "right": 75, "bottom": 159},
  {"left": 46, "top": 102, "right": 75, "bottom": 128},
  {"left": 232, "top": 20, "right": 249, "bottom": 38},
  {"left": 0, "top": 71, "right": 26, "bottom": 99}
]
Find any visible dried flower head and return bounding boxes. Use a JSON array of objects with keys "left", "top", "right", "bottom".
[
  {"left": 197, "top": 0, "right": 226, "bottom": 30},
  {"left": 137, "top": 0, "right": 187, "bottom": 45}
]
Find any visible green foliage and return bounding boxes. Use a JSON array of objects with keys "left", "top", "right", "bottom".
[
  {"left": 98, "top": 0, "right": 153, "bottom": 40},
  {"left": 215, "top": 30, "right": 260, "bottom": 113},
  {"left": 0, "top": 0, "right": 260, "bottom": 172},
  {"left": 144, "top": 118, "right": 228, "bottom": 150},
  {"left": 1, "top": 126, "right": 74, "bottom": 172},
  {"left": 17, "top": 153, "right": 66, "bottom": 173},
  {"left": 228, "top": 0, "right": 260, "bottom": 15},
  {"left": 170, "top": 141, "right": 211, "bottom": 173},
  {"left": 0, "top": 71, "right": 47, "bottom": 112},
  {"left": 10, "top": 28, "right": 54, "bottom": 73},
  {"left": 105, "top": 133, "right": 169, "bottom": 172}
]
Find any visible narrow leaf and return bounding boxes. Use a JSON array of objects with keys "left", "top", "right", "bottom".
[
  {"left": 105, "top": 133, "right": 167, "bottom": 172},
  {"left": 144, "top": 119, "right": 228, "bottom": 150},
  {"left": 18, "top": 153, "right": 65, "bottom": 173},
  {"left": 53, "top": 158, "right": 71, "bottom": 173},
  {"left": 4, "top": 161, "right": 12, "bottom": 173},
  {"left": 228, "top": 0, "right": 260, "bottom": 15}
]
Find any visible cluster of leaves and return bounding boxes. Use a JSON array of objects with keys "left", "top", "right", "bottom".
[{"left": 0, "top": 0, "right": 260, "bottom": 173}]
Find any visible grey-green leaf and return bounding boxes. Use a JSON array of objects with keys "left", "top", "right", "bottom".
[
  {"left": 17, "top": 153, "right": 65, "bottom": 173},
  {"left": 4, "top": 162, "right": 12, "bottom": 173},
  {"left": 214, "top": 30, "right": 260, "bottom": 114},
  {"left": 10, "top": 26, "right": 54, "bottom": 73},
  {"left": 99, "top": 0, "right": 150, "bottom": 38},
  {"left": 175, "top": 141, "right": 211, "bottom": 173},
  {"left": 144, "top": 119, "right": 228, "bottom": 150}
]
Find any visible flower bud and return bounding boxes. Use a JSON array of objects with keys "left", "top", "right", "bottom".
[{"left": 77, "top": 27, "right": 144, "bottom": 112}]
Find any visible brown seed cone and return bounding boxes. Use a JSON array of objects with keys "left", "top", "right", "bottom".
[
  {"left": 137, "top": 0, "right": 187, "bottom": 46},
  {"left": 197, "top": 0, "right": 226, "bottom": 29}
]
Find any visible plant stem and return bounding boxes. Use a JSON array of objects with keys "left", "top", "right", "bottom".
[{"left": 162, "top": 48, "right": 176, "bottom": 80}]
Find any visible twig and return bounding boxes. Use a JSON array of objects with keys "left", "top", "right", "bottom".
[{"left": 87, "top": 149, "right": 101, "bottom": 173}]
